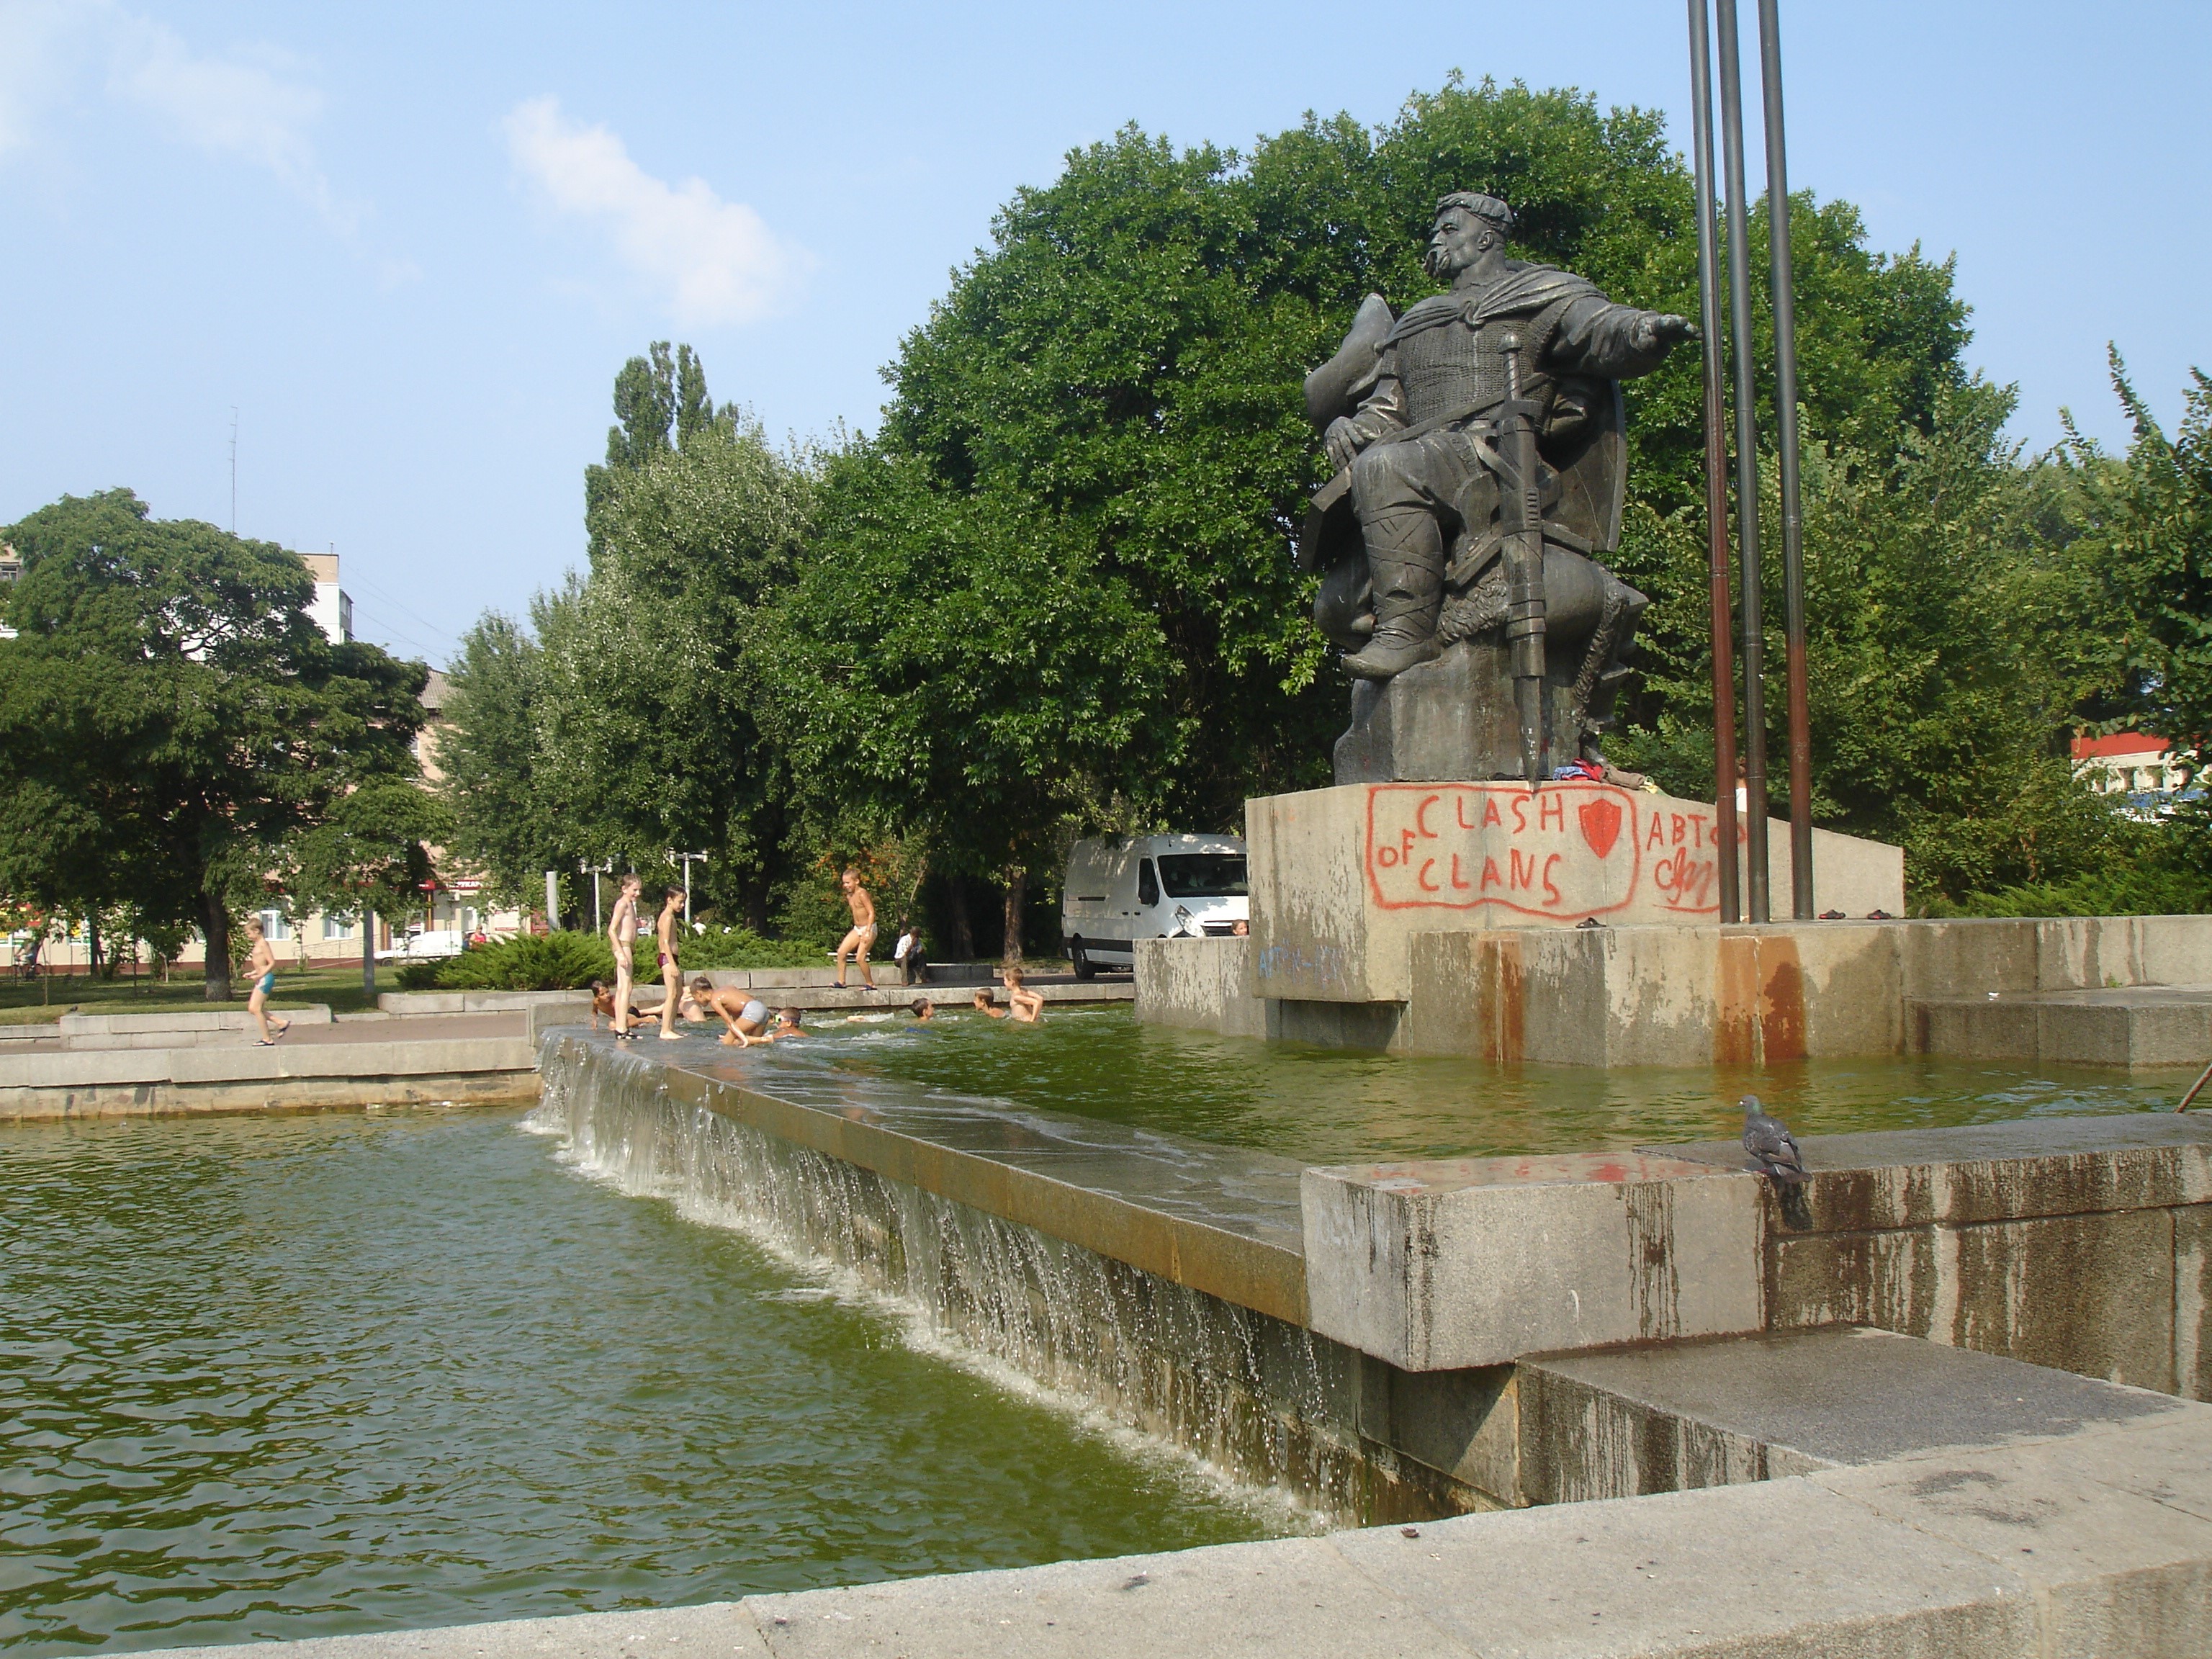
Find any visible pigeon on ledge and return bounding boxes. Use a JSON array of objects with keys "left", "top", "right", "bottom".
[{"left": 1740, "top": 1094, "right": 1807, "bottom": 1184}]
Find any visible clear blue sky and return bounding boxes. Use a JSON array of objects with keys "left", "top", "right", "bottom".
[{"left": 3, "top": 1, "right": 2205, "bottom": 666}]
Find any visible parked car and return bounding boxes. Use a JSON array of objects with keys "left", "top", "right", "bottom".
[{"left": 1061, "top": 834, "right": 1249, "bottom": 979}]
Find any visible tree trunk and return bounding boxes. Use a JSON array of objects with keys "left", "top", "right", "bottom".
[
  {"left": 86, "top": 911, "right": 101, "bottom": 980},
  {"left": 1002, "top": 867, "right": 1026, "bottom": 966},
  {"left": 362, "top": 911, "right": 376, "bottom": 996},
  {"left": 745, "top": 875, "right": 770, "bottom": 935},
  {"left": 946, "top": 877, "right": 973, "bottom": 961},
  {"left": 201, "top": 889, "right": 233, "bottom": 1002}
]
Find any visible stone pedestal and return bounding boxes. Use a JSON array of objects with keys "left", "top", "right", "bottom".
[
  {"left": 1334, "top": 638, "right": 1586, "bottom": 784},
  {"left": 1246, "top": 778, "right": 1906, "bottom": 1003}
]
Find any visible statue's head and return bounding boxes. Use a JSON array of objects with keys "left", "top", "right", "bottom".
[{"left": 1425, "top": 192, "right": 1512, "bottom": 281}]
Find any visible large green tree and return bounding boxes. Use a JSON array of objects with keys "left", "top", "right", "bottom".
[
  {"left": 1621, "top": 380, "right": 2119, "bottom": 900},
  {"left": 0, "top": 490, "right": 427, "bottom": 997},
  {"left": 435, "top": 610, "right": 557, "bottom": 909},
  {"left": 866, "top": 76, "right": 1975, "bottom": 845},
  {"left": 2056, "top": 356, "right": 2212, "bottom": 764},
  {"left": 438, "top": 346, "right": 814, "bottom": 929},
  {"left": 755, "top": 448, "right": 1174, "bottom": 956}
]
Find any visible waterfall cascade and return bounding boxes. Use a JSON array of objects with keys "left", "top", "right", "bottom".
[{"left": 534, "top": 1034, "right": 1492, "bottom": 1521}]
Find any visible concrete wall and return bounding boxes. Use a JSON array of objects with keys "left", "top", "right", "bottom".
[
  {"left": 0, "top": 1035, "right": 537, "bottom": 1118},
  {"left": 1142, "top": 909, "right": 2212, "bottom": 1066},
  {"left": 1303, "top": 1115, "right": 2212, "bottom": 1403},
  {"left": 1246, "top": 781, "right": 1905, "bottom": 1005},
  {"left": 1130, "top": 937, "right": 1270, "bottom": 1038}
]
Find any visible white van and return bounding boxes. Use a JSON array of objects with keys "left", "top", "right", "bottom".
[{"left": 1061, "top": 834, "right": 1249, "bottom": 979}]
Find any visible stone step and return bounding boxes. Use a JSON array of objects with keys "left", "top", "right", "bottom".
[
  {"left": 1911, "top": 983, "right": 2212, "bottom": 1066},
  {"left": 1515, "top": 1325, "right": 2190, "bottom": 1506}
]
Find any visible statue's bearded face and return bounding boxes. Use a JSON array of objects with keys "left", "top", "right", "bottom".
[{"left": 1424, "top": 208, "right": 1491, "bottom": 281}]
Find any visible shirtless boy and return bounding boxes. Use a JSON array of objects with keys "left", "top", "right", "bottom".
[
  {"left": 833, "top": 868, "right": 876, "bottom": 989},
  {"left": 608, "top": 874, "right": 642, "bottom": 1038},
  {"left": 688, "top": 976, "right": 776, "bottom": 1045},
  {"left": 1002, "top": 966, "right": 1045, "bottom": 1024},
  {"left": 655, "top": 886, "right": 685, "bottom": 1040},
  {"left": 971, "top": 989, "right": 1008, "bottom": 1019},
  {"left": 243, "top": 917, "right": 290, "bottom": 1045}
]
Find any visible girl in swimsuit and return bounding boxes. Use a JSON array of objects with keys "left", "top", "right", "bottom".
[{"left": 244, "top": 918, "right": 289, "bottom": 1046}]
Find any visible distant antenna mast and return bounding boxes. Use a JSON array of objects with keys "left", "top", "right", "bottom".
[{"left": 229, "top": 408, "right": 239, "bottom": 534}]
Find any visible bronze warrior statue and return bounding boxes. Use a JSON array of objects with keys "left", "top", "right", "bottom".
[{"left": 1303, "top": 192, "right": 1695, "bottom": 784}]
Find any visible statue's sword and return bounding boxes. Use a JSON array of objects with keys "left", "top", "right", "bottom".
[{"left": 1498, "top": 333, "right": 1548, "bottom": 786}]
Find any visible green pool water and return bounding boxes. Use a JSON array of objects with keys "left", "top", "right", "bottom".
[
  {"left": 3, "top": 1007, "right": 2186, "bottom": 1658},
  {"left": 817, "top": 1003, "right": 2188, "bottom": 1165},
  {"left": 0, "top": 1107, "right": 1277, "bottom": 1658}
]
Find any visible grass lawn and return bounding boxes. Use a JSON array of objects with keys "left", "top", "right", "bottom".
[{"left": 0, "top": 963, "right": 387, "bottom": 1025}]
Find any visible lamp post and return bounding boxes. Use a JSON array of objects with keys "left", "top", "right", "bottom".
[
  {"left": 578, "top": 858, "right": 613, "bottom": 935},
  {"left": 667, "top": 851, "right": 709, "bottom": 930}
]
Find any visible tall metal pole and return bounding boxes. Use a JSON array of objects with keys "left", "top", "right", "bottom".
[
  {"left": 668, "top": 850, "right": 709, "bottom": 930},
  {"left": 1714, "top": 0, "right": 1769, "bottom": 922},
  {"left": 1689, "top": 0, "right": 1740, "bottom": 925},
  {"left": 1758, "top": 0, "right": 1815, "bottom": 920}
]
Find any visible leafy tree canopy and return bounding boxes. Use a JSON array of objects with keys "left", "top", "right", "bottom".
[
  {"left": 440, "top": 347, "right": 816, "bottom": 929},
  {"left": 867, "top": 76, "right": 1974, "bottom": 839},
  {"left": 0, "top": 489, "right": 427, "bottom": 997}
]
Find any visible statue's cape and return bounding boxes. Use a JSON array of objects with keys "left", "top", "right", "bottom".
[{"left": 1384, "top": 261, "right": 1599, "bottom": 343}]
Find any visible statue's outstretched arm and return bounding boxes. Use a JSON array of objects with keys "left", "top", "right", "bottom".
[{"left": 1550, "top": 295, "right": 1696, "bottom": 381}]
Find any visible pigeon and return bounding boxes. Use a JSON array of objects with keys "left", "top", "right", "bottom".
[{"left": 1740, "top": 1094, "right": 1807, "bottom": 1184}]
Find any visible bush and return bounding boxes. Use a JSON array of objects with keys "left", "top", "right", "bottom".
[
  {"left": 678, "top": 924, "right": 824, "bottom": 969},
  {"left": 1924, "top": 863, "right": 2212, "bottom": 919},
  {"left": 434, "top": 932, "right": 614, "bottom": 990},
  {"left": 393, "top": 958, "right": 446, "bottom": 991},
  {"left": 400, "top": 925, "right": 823, "bottom": 992}
]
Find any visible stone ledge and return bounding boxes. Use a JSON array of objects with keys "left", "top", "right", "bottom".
[
  {"left": 1912, "top": 984, "right": 2212, "bottom": 1065},
  {"left": 549, "top": 1033, "right": 1312, "bottom": 1326},
  {"left": 107, "top": 1402, "right": 2212, "bottom": 1659},
  {"left": 1514, "top": 1326, "right": 2191, "bottom": 1506},
  {"left": 1302, "top": 1151, "right": 1763, "bottom": 1370},
  {"left": 1650, "top": 1112, "right": 2212, "bottom": 1228}
]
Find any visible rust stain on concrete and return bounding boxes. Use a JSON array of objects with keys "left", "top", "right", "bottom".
[
  {"left": 1759, "top": 938, "right": 1808, "bottom": 1062},
  {"left": 1714, "top": 934, "right": 1759, "bottom": 1064},
  {"left": 1475, "top": 933, "right": 1526, "bottom": 1064}
]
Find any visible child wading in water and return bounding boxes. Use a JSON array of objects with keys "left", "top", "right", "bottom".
[
  {"left": 655, "top": 886, "right": 685, "bottom": 1040},
  {"left": 244, "top": 917, "right": 290, "bottom": 1046},
  {"left": 607, "top": 874, "right": 642, "bottom": 1038}
]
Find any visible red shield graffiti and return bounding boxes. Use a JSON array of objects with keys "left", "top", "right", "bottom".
[{"left": 1578, "top": 798, "right": 1624, "bottom": 860}]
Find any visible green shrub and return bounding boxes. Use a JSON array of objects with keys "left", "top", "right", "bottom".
[
  {"left": 393, "top": 958, "right": 446, "bottom": 991},
  {"left": 403, "top": 925, "right": 822, "bottom": 993},
  {"left": 1925, "top": 864, "right": 2212, "bottom": 919},
  {"left": 678, "top": 925, "right": 825, "bottom": 970},
  {"left": 435, "top": 932, "right": 615, "bottom": 990}
]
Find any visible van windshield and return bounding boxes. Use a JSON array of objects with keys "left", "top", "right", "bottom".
[{"left": 1157, "top": 854, "right": 1248, "bottom": 899}]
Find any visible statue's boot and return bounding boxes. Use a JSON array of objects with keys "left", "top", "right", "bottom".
[{"left": 1342, "top": 511, "right": 1444, "bottom": 680}]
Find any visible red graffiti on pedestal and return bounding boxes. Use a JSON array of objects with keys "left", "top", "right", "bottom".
[
  {"left": 1362, "top": 783, "right": 1734, "bottom": 920},
  {"left": 1363, "top": 783, "right": 1635, "bottom": 917}
]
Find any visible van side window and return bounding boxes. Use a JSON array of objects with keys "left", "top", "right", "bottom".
[{"left": 1137, "top": 858, "right": 1159, "bottom": 907}]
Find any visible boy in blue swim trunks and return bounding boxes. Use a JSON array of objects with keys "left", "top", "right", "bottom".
[{"left": 244, "top": 917, "right": 290, "bottom": 1045}]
